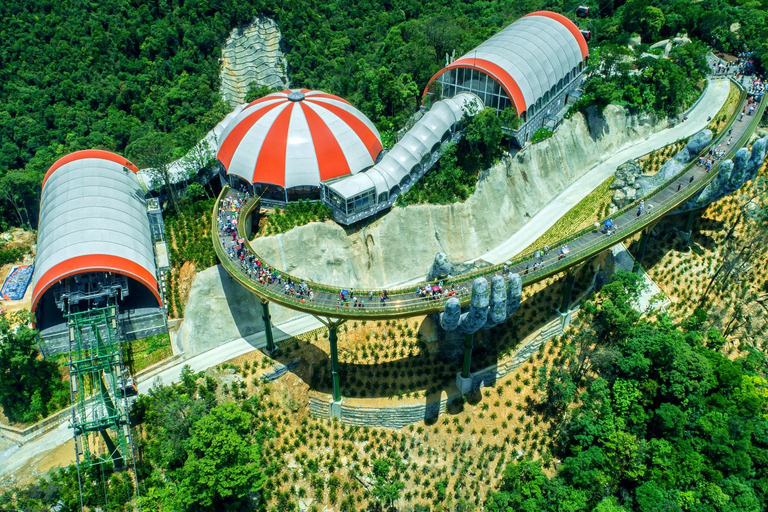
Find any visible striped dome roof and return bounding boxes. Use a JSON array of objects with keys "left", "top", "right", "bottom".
[{"left": 217, "top": 89, "right": 383, "bottom": 189}]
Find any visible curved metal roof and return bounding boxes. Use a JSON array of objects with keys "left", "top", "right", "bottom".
[
  {"left": 31, "top": 151, "right": 161, "bottom": 313},
  {"left": 423, "top": 11, "right": 588, "bottom": 115},
  {"left": 217, "top": 89, "right": 383, "bottom": 189},
  {"left": 329, "top": 93, "right": 482, "bottom": 199}
]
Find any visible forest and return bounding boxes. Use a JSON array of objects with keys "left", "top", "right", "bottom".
[
  {"left": 4, "top": 272, "right": 767, "bottom": 510},
  {"left": 2, "top": 0, "right": 768, "bottom": 225}
]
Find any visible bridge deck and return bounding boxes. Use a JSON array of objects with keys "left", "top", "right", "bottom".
[{"left": 212, "top": 80, "right": 763, "bottom": 320}]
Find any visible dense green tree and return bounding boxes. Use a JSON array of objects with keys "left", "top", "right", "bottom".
[
  {"left": 0, "top": 313, "right": 68, "bottom": 424},
  {"left": 489, "top": 270, "right": 768, "bottom": 510},
  {"left": 170, "top": 401, "right": 266, "bottom": 511},
  {"left": 369, "top": 452, "right": 406, "bottom": 510}
]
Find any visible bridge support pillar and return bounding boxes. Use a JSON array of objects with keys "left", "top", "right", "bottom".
[
  {"left": 682, "top": 210, "right": 695, "bottom": 245},
  {"left": 557, "top": 271, "right": 577, "bottom": 329},
  {"left": 633, "top": 228, "right": 652, "bottom": 272},
  {"left": 456, "top": 333, "right": 474, "bottom": 394},
  {"left": 260, "top": 300, "right": 275, "bottom": 353},
  {"left": 329, "top": 324, "right": 342, "bottom": 404}
]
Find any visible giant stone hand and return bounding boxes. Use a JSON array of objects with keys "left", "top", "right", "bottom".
[{"left": 439, "top": 273, "right": 523, "bottom": 334}]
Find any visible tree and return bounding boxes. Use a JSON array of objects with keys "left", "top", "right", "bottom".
[
  {"left": 369, "top": 453, "right": 405, "bottom": 510},
  {"left": 0, "top": 314, "right": 68, "bottom": 424},
  {"left": 126, "top": 131, "right": 180, "bottom": 214},
  {"left": 171, "top": 402, "right": 266, "bottom": 511}
]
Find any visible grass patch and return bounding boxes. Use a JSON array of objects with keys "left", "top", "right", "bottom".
[
  {"left": 524, "top": 174, "right": 615, "bottom": 253},
  {"left": 707, "top": 81, "right": 740, "bottom": 137},
  {"left": 164, "top": 197, "right": 216, "bottom": 316},
  {"left": 261, "top": 200, "right": 332, "bottom": 236},
  {"left": 123, "top": 333, "right": 173, "bottom": 374}
]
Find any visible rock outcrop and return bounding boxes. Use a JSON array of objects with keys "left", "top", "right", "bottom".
[
  {"left": 252, "top": 105, "right": 667, "bottom": 288},
  {"left": 220, "top": 17, "right": 288, "bottom": 107},
  {"left": 610, "top": 160, "right": 643, "bottom": 208},
  {"left": 426, "top": 252, "right": 491, "bottom": 282},
  {"left": 609, "top": 129, "right": 712, "bottom": 210}
]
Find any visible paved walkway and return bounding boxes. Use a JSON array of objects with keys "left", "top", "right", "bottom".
[
  {"left": 216, "top": 77, "right": 746, "bottom": 318},
  {"left": 472, "top": 77, "right": 731, "bottom": 264},
  {"left": 0, "top": 313, "right": 323, "bottom": 478}
]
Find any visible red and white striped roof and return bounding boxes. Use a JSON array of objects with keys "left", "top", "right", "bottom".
[{"left": 217, "top": 89, "right": 383, "bottom": 189}]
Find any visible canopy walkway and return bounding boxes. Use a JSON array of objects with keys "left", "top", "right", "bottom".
[{"left": 212, "top": 79, "right": 764, "bottom": 323}]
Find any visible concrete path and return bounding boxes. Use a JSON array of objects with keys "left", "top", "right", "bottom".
[
  {"left": 137, "top": 314, "right": 322, "bottom": 394},
  {"left": 471, "top": 77, "right": 731, "bottom": 264},
  {"left": 0, "top": 314, "right": 323, "bottom": 478}
]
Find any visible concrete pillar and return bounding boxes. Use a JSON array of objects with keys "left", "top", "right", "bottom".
[
  {"left": 329, "top": 326, "right": 341, "bottom": 402},
  {"left": 558, "top": 272, "right": 577, "bottom": 329},
  {"left": 261, "top": 301, "right": 275, "bottom": 353},
  {"left": 683, "top": 210, "right": 695, "bottom": 245},
  {"left": 461, "top": 333, "right": 473, "bottom": 379},
  {"left": 634, "top": 228, "right": 652, "bottom": 272},
  {"left": 456, "top": 333, "right": 474, "bottom": 395}
]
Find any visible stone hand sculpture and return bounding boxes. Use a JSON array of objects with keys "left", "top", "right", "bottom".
[
  {"left": 635, "top": 129, "right": 713, "bottom": 197},
  {"left": 677, "top": 135, "right": 768, "bottom": 213},
  {"left": 440, "top": 273, "right": 522, "bottom": 334}
]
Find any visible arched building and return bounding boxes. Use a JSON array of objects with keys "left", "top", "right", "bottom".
[
  {"left": 321, "top": 92, "right": 482, "bottom": 224},
  {"left": 423, "top": 11, "right": 589, "bottom": 146},
  {"left": 216, "top": 89, "right": 383, "bottom": 203},
  {"left": 31, "top": 150, "right": 164, "bottom": 344}
]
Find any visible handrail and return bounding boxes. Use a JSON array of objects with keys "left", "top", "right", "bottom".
[{"left": 211, "top": 78, "right": 761, "bottom": 320}]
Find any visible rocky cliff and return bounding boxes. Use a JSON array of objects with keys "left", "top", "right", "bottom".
[
  {"left": 219, "top": 17, "right": 288, "bottom": 107},
  {"left": 250, "top": 105, "right": 668, "bottom": 288}
]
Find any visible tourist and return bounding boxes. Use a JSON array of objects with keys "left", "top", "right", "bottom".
[
  {"left": 689, "top": 175, "right": 694, "bottom": 184},
  {"left": 677, "top": 183, "right": 682, "bottom": 192}
]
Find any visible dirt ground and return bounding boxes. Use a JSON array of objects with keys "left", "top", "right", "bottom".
[
  {"left": 219, "top": 319, "right": 570, "bottom": 510},
  {"left": 176, "top": 261, "right": 197, "bottom": 307},
  {"left": 2, "top": 439, "right": 75, "bottom": 489}
]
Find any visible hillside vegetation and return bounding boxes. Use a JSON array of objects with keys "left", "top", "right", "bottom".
[{"left": 3, "top": 0, "right": 768, "bottom": 224}]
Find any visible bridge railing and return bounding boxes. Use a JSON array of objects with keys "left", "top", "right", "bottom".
[{"left": 211, "top": 78, "right": 761, "bottom": 318}]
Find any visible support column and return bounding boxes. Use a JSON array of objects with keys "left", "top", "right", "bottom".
[
  {"left": 456, "top": 333, "right": 474, "bottom": 394},
  {"left": 682, "top": 210, "right": 695, "bottom": 245},
  {"left": 329, "top": 325, "right": 341, "bottom": 403},
  {"left": 461, "top": 333, "right": 473, "bottom": 379},
  {"left": 634, "top": 228, "right": 652, "bottom": 272},
  {"left": 260, "top": 300, "right": 275, "bottom": 353},
  {"left": 558, "top": 271, "right": 577, "bottom": 329}
]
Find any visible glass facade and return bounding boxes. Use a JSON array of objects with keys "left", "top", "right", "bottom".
[
  {"left": 437, "top": 68, "right": 513, "bottom": 113},
  {"left": 328, "top": 187, "right": 376, "bottom": 215}
]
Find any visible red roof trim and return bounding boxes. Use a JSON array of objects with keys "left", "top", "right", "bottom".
[
  {"left": 422, "top": 58, "right": 528, "bottom": 114},
  {"left": 302, "top": 103, "right": 351, "bottom": 181},
  {"left": 252, "top": 103, "right": 295, "bottom": 187},
  {"left": 30, "top": 254, "right": 162, "bottom": 314},
  {"left": 524, "top": 11, "right": 589, "bottom": 60},
  {"left": 43, "top": 150, "right": 139, "bottom": 189},
  {"left": 217, "top": 101, "right": 285, "bottom": 170},
  {"left": 305, "top": 100, "right": 383, "bottom": 161}
]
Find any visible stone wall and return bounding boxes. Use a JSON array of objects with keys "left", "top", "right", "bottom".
[
  {"left": 309, "top": 317, "right": 565, "bottom": 428},
  {"left": 252, "top": 105, "right": 667, "bottom": 288},
  {"left": 219, "top": 17, "right": 288, "bottom": 107}
]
